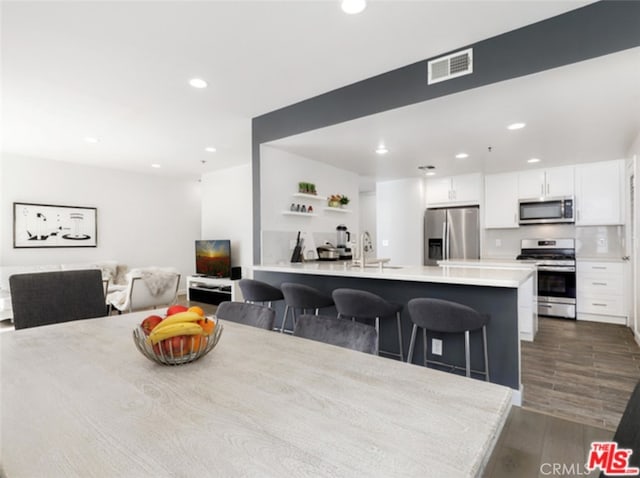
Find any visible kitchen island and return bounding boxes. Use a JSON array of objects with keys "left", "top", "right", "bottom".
[{"left": 253, "top": 262, "right": 535, "bottom": 404}]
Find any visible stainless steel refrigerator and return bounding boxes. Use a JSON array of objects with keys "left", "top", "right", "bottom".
[{"left": 424, "top": 206, "right": 480, "bottom": 265}]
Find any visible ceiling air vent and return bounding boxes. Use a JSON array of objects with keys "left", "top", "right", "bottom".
[{"left": 427, "top": 48, "right": 473, "bottom": 85}]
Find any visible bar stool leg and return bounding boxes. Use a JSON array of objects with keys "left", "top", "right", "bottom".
[
  {"left": 482, "top": 325, "right": 490, "bottom": 382},
  {"left": 375, "top": 317, "right": 380, "bottom": 356},
  {"left": 407, "top": 324, "right": 417, "bottom": 363},
  {"left": 423, "top": 329, "right": 428, "bottom": 367},
  {"left": 281, "top": 305, "right": 290, "bottom": 333},
  {"left": 464, "top": 330, "right": 471, "bottom": 378},
  {"left": 396, "top": 312, "right": 404, "bottom": 361}
]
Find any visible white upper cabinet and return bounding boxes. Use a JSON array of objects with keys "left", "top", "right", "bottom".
[
  {"left": 426, "top": 173, "right": 482, "bottom": 207},
  {"left": 484, "top": 172, "right": 519, "bottom": 228},
  {"left": 575, "top": 159, "right": 624, "bottom": 226},
  {"left": 517, "top": 165, "right": 574, "bottom": 199}
]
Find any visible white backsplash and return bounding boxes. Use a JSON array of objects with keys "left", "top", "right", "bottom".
[
  {"left": 575, "top": 226, "right": 625, "bottom": 258},
  {"left": 262, "top": 230, "right": 335, "bottom": 265},
  {"left": 482, "top": 224, "right": 625, "bottom": 259}
]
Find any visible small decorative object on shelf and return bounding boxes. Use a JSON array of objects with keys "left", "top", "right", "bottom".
[
  {"left": 298, "top": 182, "right": 317, "bottom": 195},
  {"left": 308, "top": 205, "right": 313, "bottom": 213},
  {"left": 328, "top": 194, "right": 349, "bottom": 208}
]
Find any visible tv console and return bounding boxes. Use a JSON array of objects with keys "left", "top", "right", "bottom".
[{"left": 186, "top": 275, "right": 237, "bottom": 306}]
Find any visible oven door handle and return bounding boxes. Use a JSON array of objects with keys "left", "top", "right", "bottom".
[{"left": 537, "top": 266, "right": 576, "bottom": 272}]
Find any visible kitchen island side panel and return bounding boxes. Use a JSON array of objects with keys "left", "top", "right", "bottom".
[{"left": 254, "top": 271, "right": 520, "bottom": 391}]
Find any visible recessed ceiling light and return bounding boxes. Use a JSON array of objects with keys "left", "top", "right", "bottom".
[
  {"left": 507, "top": 122, "right": 526, "bottom": 130},
  {"left": 528, "top": 158, "right": 541, "bottom": 163},
  {"left": 151, "top": 164, "right": 161, "bottom": 168},
  {"left": 84, "top": 137, "right": 99, "bottom": 144},
  {"left": 189, "top": 78, "right": 208, "bottom": 89},
  {"left": 205, "top": 146, "right": 217, "bottom": 153},
  {"left": 341, "top": 0, "right": 366, "bottom": 14},
  {"left": 455, "top": 153, "right": 469, "bottom": 159},
  {"left": 375, "top": 146, "right": 388, "bottom": 155},
  {"left": 425, "top": 171, "right": 436, "bottom": 176}
]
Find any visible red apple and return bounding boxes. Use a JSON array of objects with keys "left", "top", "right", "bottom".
[
  {"left": 162, "top": 335, "right": 191, "bottom": 357},
  {"left": 140, "top": 315, "right": 163, "bottom": 336},
  {"left": 166, "top": 304, "right": 189, "bottom": 317}
]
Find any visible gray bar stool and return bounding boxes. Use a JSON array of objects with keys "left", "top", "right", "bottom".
[
  {"left": 280, "top": 283, "right": 334, "bottom": 334},
  {"left": 238, "top": 279, "right": 284, "bottom": 331},
  {"left": 238, "top": 279, "right": 284, "bottom": 308},
  {"left": 331, "top": 288, "right": 404, "bottom": 361},
  {"left": 407, "top": 298, "right": 489, "bottom": 381}
]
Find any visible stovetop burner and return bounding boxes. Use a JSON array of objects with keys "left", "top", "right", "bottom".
[
  {"left": 516, "top": 253, "right": 575, "bottom": 261},
  {"left": 517, "top": 238, "right": 576, "bottom": 264}
]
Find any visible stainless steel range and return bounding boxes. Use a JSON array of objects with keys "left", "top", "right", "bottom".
[{"left": 517, "top": 238, "right": 576, "bottom": 320}]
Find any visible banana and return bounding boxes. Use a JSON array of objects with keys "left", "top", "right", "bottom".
[
  {"left": 150, "top": 311, "right": 202, "bottom": 332},
  {"left": 147, "top": 322, "right": 204, "bottom": 345}
]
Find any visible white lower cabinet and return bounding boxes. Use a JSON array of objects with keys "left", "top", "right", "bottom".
[{"left": 576, "top": 260, "right": 626, "bottom": 325}]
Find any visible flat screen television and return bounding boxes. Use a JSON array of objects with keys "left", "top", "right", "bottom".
[{"left": 195, "top": 240, "right": 231, "bottom": 278}]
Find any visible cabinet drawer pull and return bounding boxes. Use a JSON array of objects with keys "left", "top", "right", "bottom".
[
  {"left": 592, "top": 282, "right": 608, "bottom": 286},
  {"left": 592, "top": 303, "right": 608, "bottom": 307},
  {"left": 592, "top": 266, "right": 607, "bottom": 270}
]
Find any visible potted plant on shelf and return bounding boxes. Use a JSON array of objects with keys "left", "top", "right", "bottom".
[
  {"left": 328, "top": 194, "right": 349, "bottom": 208},
  {"left": 328, "top": 195, "right": 341, "bottom": 208}
]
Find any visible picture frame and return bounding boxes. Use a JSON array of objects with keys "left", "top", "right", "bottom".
[{"left": 13, "top": 202, "right": 98, "bottom": 248}]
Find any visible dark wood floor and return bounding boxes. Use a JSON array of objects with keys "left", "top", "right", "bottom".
[
  {"left": 522, "top": 317, "right": 640, "bottom": 431},
  {"left": 484, "top": 406, "right": 612, "bottom": 477}
]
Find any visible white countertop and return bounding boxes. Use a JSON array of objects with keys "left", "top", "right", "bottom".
[
  {"left": 438, "top": 259, "right": 537, "bottom": 269},
  {"left": 254, "top": 262, "right": 534, "bottom": 288},
  {"left": 576, "top": 257, "right": 626, "bottom": 263},
  {"left": 2, "top": 311, "right": 511, "bottom": 477}
]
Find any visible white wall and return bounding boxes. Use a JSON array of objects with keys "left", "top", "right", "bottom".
[
  {"left": 260, "top": 145, "right": 359, "bottom": 263},
  {"left": 200, "top": 163, "right": 253, "bottom": 273},
  {"left": 359, "top": 191, "right": 377, "bottom": 254},
  {"left": 376, "top": 177, "right": 424, "bottom": 266},
  {"left": 261, "top": 145, "right": 359, "bottom": 233},
  {"left": 0, "top": 155, "right": 201, "bottom": 286}
]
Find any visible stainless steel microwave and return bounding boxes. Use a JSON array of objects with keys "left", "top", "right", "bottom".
[{"left": 519, "top": 196, "right": 575, "bottom": 225}]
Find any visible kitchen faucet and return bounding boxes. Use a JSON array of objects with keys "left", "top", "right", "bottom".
[{"left": 356, "top": 231, "right": 373, "bottom": 270}]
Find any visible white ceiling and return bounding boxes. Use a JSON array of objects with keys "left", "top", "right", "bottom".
[
  {"left": 268, "top": 47, "right": 640, "bottom": 188},
  {"left": 1, "top": 1, "right": 597, "bottom": 179}
]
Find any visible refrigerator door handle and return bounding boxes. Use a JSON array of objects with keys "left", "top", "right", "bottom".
[{"left": 442, "top": 222, "right": 447, "bottom": 260}]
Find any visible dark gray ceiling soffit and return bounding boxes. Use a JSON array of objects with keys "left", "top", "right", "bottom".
[
  {"left": 253, "top": 1, "right": 640, "bottom": 144},
  {"left": 252, "top": 0, "right": 640, "bottom": 264}
]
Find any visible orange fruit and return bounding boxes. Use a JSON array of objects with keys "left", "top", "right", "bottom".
[
  {"left": 188, "top": 306, "right": 205, "bottom": 317},
  {"left": 198, "top": 317, "right": 216, "bottom": 336}
]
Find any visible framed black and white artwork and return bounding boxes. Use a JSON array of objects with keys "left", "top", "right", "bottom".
[{"left": 13, "top": 202, "right": 98, "bottom": 248}]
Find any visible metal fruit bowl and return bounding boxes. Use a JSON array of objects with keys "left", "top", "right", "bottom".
[{"left": 132, "top": 317, "right": 223, "bottom": 366}]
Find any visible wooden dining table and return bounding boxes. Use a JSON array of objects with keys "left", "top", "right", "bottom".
[{"left": 0, "top": 311, "right": 511, "bottom": 477}]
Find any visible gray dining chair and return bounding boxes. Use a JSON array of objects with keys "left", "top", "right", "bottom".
[
  {"left": 407, "top": 298, "right": 490, "bottom": 381},
  {"left": 215, "top": 301, "right": 275, "bottom": 331},
  {"left": 293, "top": 314, "right": 378, "bottom": 355},
  {"left": 9, "top": 269, "right": 108, "bottom": 330}
]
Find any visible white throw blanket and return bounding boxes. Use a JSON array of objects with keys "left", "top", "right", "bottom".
[
  {"left": 137, "top": 268, "right": 178, "bottom": 296},
  {"left": 107, "top": 267, "right": 178, "bottom": 310}
]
